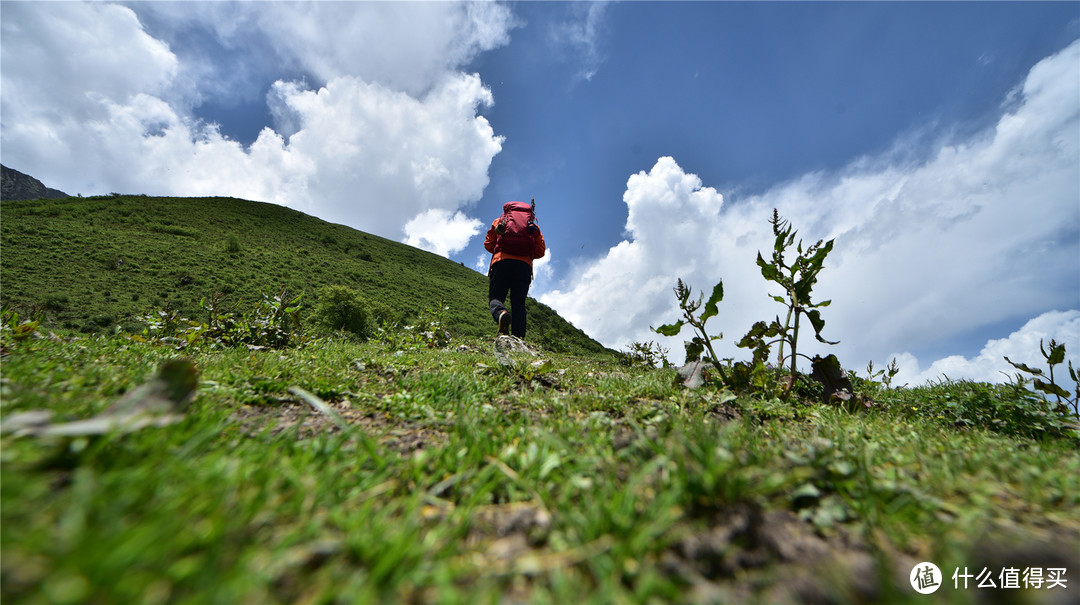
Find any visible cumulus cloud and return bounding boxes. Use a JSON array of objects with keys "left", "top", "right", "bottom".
[
  {"left": 131, "top": 1, "right": 516, "bottom": 99},
  {"left": 541, "top": 157, "right": 730, "bottom": 347},
  {"left": 890, "top": 310, "right": 1080, "bottom": 386},
  {"left": 258, "top": 1, "right": 514, "bottom": 97},
  {"left": 404, "top": 209, "right": 484, "bottom": 257},
  {"left": 541, "top": 40, "right": 1080, "bottom": 383},
  {"left": 0, "top": 1, "right": 512, "bottom": 256},
  {"left": 0, "top": 3, "right": 178, "bottom": 114},
  {"left": 258, "top": 72, "right": 503, "bottom": 236}
]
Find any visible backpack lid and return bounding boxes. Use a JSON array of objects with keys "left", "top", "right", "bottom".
[{"left": 503, "top": 201, "right": 532, "bottom": 213}]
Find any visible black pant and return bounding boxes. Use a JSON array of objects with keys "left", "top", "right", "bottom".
[{"left": 488, "top": 259, "right": 531, "bottom": 338}]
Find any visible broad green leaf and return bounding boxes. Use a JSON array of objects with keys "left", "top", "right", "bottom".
[
  {"left": 1034, "top": 379, "right": 1070, "bottom": 400},
  {"left": 677, "top": 359, "right": 709, "bottom": 389},
  {"left": 653, "top": 321, "right": 684, "bottom": 337},
  {"left": 701, "top": 281, "right": 724, "bottom": 321},
  {"left": 1045, "top": 341, "right": 1066, "bottom": 365},
  {"left": 759, "top": 261, "right": 781, "bottom": 282},
  {"left": 773, "top": 231, "right": 786, "bottom": 254},
  {"left": 828, "top": 460, "right": 855, "bottom": 478},
  {"left": 12, "top": 321, "right": 40, "bottom": 340},
  {"left": 807, "top": 310, "right": 839, "bottom": 345},
  {"left": 1028, "top": 378, "right": 1071, "bottom": 401},
  {"left": 793, "top": 280, "right": 812, "bottom": 305},
  {"left": 1004, "top": 357, "right": 1044, "bottom": 376},
  {"left": 738, "top": 321, "right": 770, "bottom": 345}
]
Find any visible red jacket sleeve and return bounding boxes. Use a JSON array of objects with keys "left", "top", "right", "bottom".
[{"left": 484, "top": 218, "right": 500, "bottom": 253}]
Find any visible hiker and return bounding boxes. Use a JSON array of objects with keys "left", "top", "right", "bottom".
[{"left": 484, "top": 200, "right": 546, "bottom": 338}]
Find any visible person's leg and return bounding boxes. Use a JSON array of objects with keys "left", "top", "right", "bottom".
[
  {"left": 488, "top": 261, "right": 511, "bottom": 325},
  {"left": 506, "top": 261, "right": 532, "bottom": 338}
]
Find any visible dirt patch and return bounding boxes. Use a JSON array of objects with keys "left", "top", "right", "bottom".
[
  {"left": 231, "top": 399, "right": 448, "bottom": 455},
  {"left": 661, "top": 502, "right": 881, "bottom": 604},
  {"left": 423, "top": 499, "right": 619, "bottom": 600},
  {"left": 611, "top": 400, "right": 740, "bottom": 452},
  {"left": 429, "top": 498, "right": 887, "bottom": 603},
  {"left": 423, "top": 500, "right": 553, "bottom": 548},
  {"left": 707, "top": 401, "right": 741, "bottom": 423}
]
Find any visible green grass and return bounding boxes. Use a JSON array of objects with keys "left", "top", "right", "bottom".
[
  {"left": 0, "top": 195, "right": 603, "bottom": 355},
  {"left": 3, "top": 333, "right": 1077, "bottom": 604}
]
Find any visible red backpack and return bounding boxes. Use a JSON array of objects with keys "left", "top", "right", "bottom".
[{"left": 495, "top": 201, "right": 538, "bottom": 257}]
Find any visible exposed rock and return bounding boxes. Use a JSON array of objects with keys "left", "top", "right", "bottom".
[
  {"left": 677, "top": 360, "right": 710, "bottom": 388},
  {"left": 1, "top": 164, "right": 69, "bottom": 201},
  {"left": 493, "top": 335, "right": 540, "bottom": 367}
]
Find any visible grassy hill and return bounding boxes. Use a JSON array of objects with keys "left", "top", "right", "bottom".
[{"left": 0, "top": 194, "right": 605, "bottom": 354}]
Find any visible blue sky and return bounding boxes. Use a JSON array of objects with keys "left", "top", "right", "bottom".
[
  {"left": 2, "top": 1, "right": 1078, "bottom": 384},
  {"left": 469, "top": 2, "right": 1077, "bottom": 259}
]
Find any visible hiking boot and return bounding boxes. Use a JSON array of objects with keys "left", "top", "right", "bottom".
[{"left": 497, "top": 310, "right": 510, "bottom": 335}]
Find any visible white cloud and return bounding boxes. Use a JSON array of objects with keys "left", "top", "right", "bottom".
[
  {"left": 0, "top": 2, "right": 512, "bottom": 256},
  {"left": 403, "top": 209, "right": 484, "bottom": 257},
  {"left": 890, "top": 310, "right": 1080, "bottom": 386},
  {"left": 131, "top": 1, "right": 517, "bottom": 98},
  {"left": 259, "top": 72, "right": 503, "bottom": 236},
  {"left": 547, "top": 2, "right": 611, "bottom": 82},
  {"left": 0, "top": 2, "right": 178, "bottom": 114},
  {"left": 475, "top": 253, "right": 491, "bottom": 273},
  {"left": 532, "top": 247, "right": 555, "bottom": 289},
  {"left": 262, "top": 1, "right": 514, "bottom": 97},
  {"left": 541, "top": 40, "right": 1080, "bottom": 383},
  {"left": 541, "top": 157, "right": 732, "bottom": 348}
]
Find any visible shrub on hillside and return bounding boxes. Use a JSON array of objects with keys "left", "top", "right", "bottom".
[
  {"left": 880, "top": 380, "right": 1075, "bottom": 440},
  {"left": 364, "top": 298, "right": 397, "bottom": 329},
  {"left": 311, "top": 285, "right": 369, "bottom": 338},
  {"left": 225, "top": 234, "right": 242, "bottom": 254}
]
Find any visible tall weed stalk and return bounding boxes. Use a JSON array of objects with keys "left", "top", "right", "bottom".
[
  {"left": 1005, "top": 338, "right": 1080, "bottom": 417},
  {"left": 738, "top": 209, "right": 837, "bottom": 399},
  {"left": 653, "top": 279, "right": 727, "bottom": 382}
]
